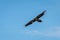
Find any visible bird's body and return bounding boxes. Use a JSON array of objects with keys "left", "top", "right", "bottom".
[{"left": 25, "top": 10, "right": 46, "bottom": 27}]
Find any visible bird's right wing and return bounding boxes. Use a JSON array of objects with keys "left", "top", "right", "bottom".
[{"left": 36, "top": 10, "right": 46, "bottom": 19}]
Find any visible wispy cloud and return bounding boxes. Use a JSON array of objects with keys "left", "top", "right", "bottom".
[
  {"left": 24, "top": 30, "right": 43, "bottom": 35},
  {"left": 20, "top": 27, "right": 60, "bottom": 37}
]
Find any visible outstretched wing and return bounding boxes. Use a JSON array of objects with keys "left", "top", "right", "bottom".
[
  {"left": 25, "top": 10, "right": 46, "bottom": 27},
  {"left": 25, "top": 19, "right": 35, "bottom": 27},
  {"left": 35, "top": 10, "right": 46, "bottom": 19}
]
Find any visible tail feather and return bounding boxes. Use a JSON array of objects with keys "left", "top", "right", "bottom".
[{"left": 37, "top": 19, "right": 42, "bottom": 22}]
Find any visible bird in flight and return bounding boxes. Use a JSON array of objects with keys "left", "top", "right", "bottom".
[{"left": 25, "top": 10, "right": 46, "bottom": 27}]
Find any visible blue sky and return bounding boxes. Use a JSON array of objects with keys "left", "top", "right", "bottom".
[{"left": 0, "top": 0, "right": 60, "bottom": 40}]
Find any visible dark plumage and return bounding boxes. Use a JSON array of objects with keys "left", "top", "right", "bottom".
[{"left": 25, "top": 10, "right": 46, "bottom": 27}]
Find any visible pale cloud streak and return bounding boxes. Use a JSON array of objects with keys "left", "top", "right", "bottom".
[{"left": 20, "top": 27, "right": 60, "bottom": 37}]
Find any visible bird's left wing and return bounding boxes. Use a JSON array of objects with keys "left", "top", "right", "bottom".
[{"left": 25, "top": 19, "right": 35, "bottom": 27}]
